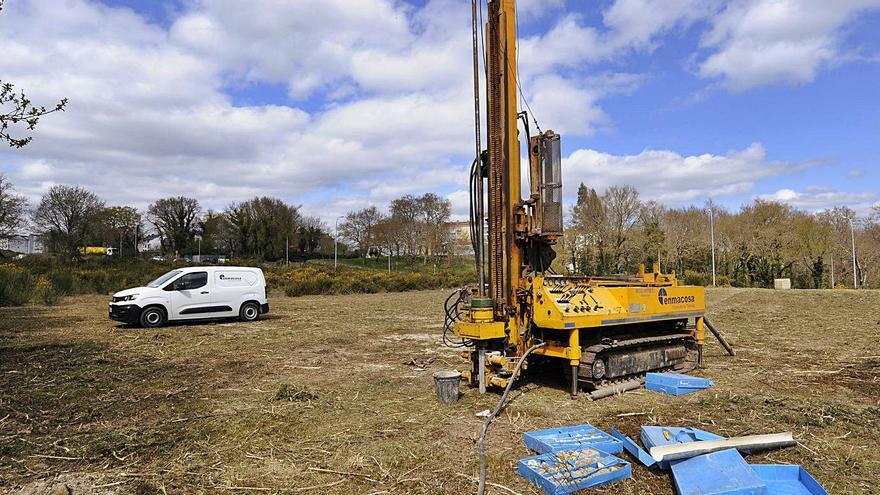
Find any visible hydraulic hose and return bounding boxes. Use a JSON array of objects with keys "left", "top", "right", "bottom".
[{"left": 476, "top": 342, "right": 546, "bottom": 495}]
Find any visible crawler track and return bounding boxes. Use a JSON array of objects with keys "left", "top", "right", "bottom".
[{"left": 577, "top": 333, "right": 697, "bottom": 390}]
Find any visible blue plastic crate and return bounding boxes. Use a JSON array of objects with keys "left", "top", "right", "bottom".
[
  {"left": 750, "top": 465, "right": 828, "bottom": 495},
  {"left": 523, "top": 424, "right": 623, "bottom": 454},
  {"left": 640, "top": 426, "right": 725, "bottom": 469},
  {"left": 671, "top": 449, "right": 766, "bottom": 495},
  {"left": 517, "top": 448, "right": 631, "bottom": 495},
  {"left": 645, "top": 372, "right": 714, "bottom": 395}
]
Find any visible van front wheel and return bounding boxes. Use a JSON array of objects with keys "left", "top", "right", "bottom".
[
  {"left": 239, "top": 302, "right": 260, "bottom": 322},
  {"left": 140, "top": 306, "right": 166, "bottom": 328}
]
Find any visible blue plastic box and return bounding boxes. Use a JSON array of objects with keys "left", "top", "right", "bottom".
[
  {"left": 671, "top": 449, "right": 766, "bottom": 495},
  {"left": 523, "top": 424, "right": 623, "bottom": 454},
  {"left": 517, "top": 448, "right": 631, "bottom": 495},
  {"left": 750, "top": 465, "right": 828, "bottom": 495},
  {"left": 646, "top": 372, "right": 714, "bottom": 395}
]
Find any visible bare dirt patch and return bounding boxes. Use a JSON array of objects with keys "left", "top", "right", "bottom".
[{"left": 1, "top": 289, "right": 878, "bottom": 494}]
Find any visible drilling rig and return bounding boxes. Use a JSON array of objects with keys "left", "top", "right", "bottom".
[{"left": 444, "top": 0, "right": 707, "bottom": 398}]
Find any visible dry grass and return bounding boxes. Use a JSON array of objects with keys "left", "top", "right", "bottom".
[{"left": 1, "top": 288, "right": 878, "bottom": 494}]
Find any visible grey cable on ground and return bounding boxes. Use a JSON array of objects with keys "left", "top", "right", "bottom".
[{"left": 477, "top": 342, "right": 546, "bottom": 495}]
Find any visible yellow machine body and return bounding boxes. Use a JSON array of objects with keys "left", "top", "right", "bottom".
[{"left": 453, "top": 264, "right": 706, "bottom": 393}]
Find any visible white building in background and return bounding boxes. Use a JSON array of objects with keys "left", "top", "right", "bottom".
[{"left": 0, "top": 234, "right": 44, "bottom": 255}]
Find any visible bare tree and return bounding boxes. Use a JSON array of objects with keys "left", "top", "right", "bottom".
[
  {"left": 390, "top": 195, "right": 423, "bottom": 260},
  {"left": 419, "top": 193, "right": 451, "bottom": 260},
  {"left": 0, "top": 173, "right": 27, "bottom": 239},
  {"left": 339, "top": 206, "right": 384, "bottom": 261},
  {"left": 148, "top": 196, "right": 201, "bottom": 255},
  {"left": 33, "top": 185, "right": 104, "bottom": 257},
  {"left": 604, "top": 185, "right": 641, "bottom": 272}
]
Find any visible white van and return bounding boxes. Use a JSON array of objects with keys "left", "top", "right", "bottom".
[{"left": 109, "top": 266, "right": 268, "bottom": 327}]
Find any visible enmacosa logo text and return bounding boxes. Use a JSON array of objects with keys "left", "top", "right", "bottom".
[{"left": 658, "top": 288, "right": 695, "bottom": 305}]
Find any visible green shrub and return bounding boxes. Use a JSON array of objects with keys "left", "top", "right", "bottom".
[
  {"left": 48, "top": 269, "right": 78, "bottom": 295},
  {"left": 274, "top": 265, "right": 469, "bottom": 297},
  {"left": 36, "top": 277, "right": 62, "bottom": 306},
  {"left": 0, "top": 264, "right": 35, "bottom": 306},
  {"left": 682, "top": 270, "right": 710, "bottom": 286}
]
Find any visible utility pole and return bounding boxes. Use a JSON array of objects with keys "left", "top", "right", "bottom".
[
  {"left": 708, "top": 200, "right": 717, "bottom": 286},
  {"left": 849, "top": 216, "right": 858, "bottom": 289},
  {"left": 334, "top": 215, "right": 344, "bottom": 271}
]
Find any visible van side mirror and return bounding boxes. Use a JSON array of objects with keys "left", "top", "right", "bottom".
[{"left": 164, "top": 280, "right": 184, "bottom": 291}]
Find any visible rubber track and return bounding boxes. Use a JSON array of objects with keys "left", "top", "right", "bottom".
[{"left": 578, "top": 332, "right": 696, "bottom": 390}]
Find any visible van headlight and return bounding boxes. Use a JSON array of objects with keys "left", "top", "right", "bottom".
[{"left": 117, "top": 294, "right": 139, "bottom": 302}]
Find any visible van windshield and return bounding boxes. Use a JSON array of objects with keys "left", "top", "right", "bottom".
[{"left": 147, "top": 270, "right": 182, "bottom": 288}]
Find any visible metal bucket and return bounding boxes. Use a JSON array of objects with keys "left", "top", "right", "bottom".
[{"left": 433, "top": 370, "right": 461, "bottom": 403}]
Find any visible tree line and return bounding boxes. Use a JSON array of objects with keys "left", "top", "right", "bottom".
[
  {"left": 3, "top": 171, "right": 879, "bottom": 287},
  {"left": 338, "top": 193, "right": 453, "bottom": 263},
  {"left": 563, "top": 183, "right": 880, "bottom": 289},
  {"left": 0, "top": 174, "right": 331, "bottom": 261}
]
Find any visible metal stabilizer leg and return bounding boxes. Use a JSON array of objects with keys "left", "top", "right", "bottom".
[
  {"left": 571, "top": 365, "right": 579, "bottom": 399},
  {"left": 478, "top": 349, "right": 487, "bottom": 394}
]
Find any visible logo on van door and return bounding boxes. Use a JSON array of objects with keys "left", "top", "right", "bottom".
[{"left": 219, "top": 274, "right": 242, "bottom": 281}]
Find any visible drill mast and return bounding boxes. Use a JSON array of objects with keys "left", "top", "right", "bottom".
[
  {"left": 451, "top": 0, "right": 705, "bottom": 398},
  {"left": 485, "top": 0, "right": 522, "bottom": 320}
]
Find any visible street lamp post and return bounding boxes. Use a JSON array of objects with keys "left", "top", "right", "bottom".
[
  {"left": 334, "top": 215, "right": 344, "bottom": 271},
  {"left": 849, "top": 216, "right": 858, "bottom": 289},
  {"left": 708, "top": 200, "right": 717, "bottom": 287}
]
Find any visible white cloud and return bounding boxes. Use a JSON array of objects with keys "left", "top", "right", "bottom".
[
  {"left": 519, "top": 15, "right": 611, "bottom": 78},
  {"left": 697, "top": 0, "right": 880, "bottom": 91},
  {"left": 170, "top": 0, "right": 412, "bottom": 99},
  {"left": 525, "top": 75, "right": 607, "bottom": 136},
  {"left": 758, "top": 187, "right": 878, "bottom": 213},
  {"left": 603, "top": 0, "right": 721, "bottom": 50},
  {"left": 563, "top": 143, "right": 793, "bottom": 205}
]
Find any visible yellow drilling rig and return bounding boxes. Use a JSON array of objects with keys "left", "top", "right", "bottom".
[{"left": 444, "top": 0, "right": 707, "bottom": 398}]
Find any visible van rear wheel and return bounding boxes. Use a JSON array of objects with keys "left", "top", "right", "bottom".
[
  {"left": 140, "top": 306, "right": 166, "bottom": 328},
  {"left": 239, "top": 302, "right": 260, "bottom": 322}
]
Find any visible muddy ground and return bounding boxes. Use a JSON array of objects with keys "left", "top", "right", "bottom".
[{"left": 1, "top": 288, "right": 878, "bottom": 494}]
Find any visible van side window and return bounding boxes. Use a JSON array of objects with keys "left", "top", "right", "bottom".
[{"left": 170, "top": 272, "right": 208, "bottom": 291}]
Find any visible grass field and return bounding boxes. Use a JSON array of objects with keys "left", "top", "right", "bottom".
[{"left": 1, "top": 289, "right": 878, "bottom": 494}]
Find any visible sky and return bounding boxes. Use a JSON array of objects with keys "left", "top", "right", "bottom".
[{"left": 1, "top": 0, "right": 879, "bottom": 227}]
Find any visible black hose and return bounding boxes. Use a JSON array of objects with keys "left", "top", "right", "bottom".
[
  {"left": 443, "top": 288, "right": 472, "bottom": 348},
  {"left": 477, "top": 342, "right": 546, "bottom": 495}
]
